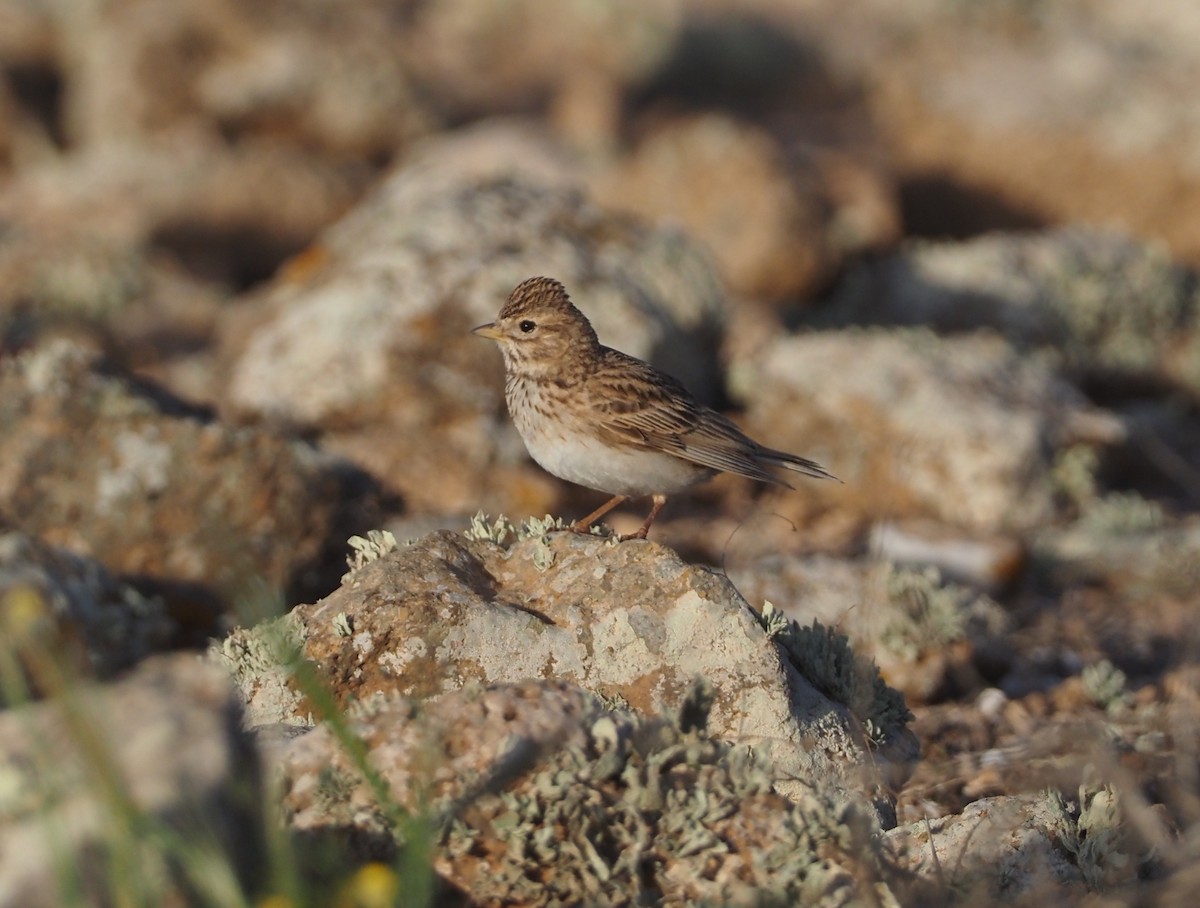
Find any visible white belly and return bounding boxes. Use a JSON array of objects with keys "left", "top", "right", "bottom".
[
  {"left": 506, "top": 374, "right": 714, "bottom": 496},
  {"left": 521, "top": 426, "right": 710, "bottom": 496}
]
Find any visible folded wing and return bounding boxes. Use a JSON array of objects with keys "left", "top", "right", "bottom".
[{"left": 589, "top": 350, "right": 836, "bottom": 486}]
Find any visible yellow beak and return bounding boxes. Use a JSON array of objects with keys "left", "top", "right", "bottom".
[{"left": 472, "top": 322, "right": 503, "bottom": 340}]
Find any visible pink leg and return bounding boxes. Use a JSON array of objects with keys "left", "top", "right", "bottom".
[
  {"left": 571, "top": 495, "right": 627, "bottom": 534},
  {"left": 620, "top": 494, "right": 668, "bottom": 541}
]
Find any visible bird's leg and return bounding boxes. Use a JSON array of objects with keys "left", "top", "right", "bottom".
[
  {"left": 620, "top": 494, "right": 668, "bottom": 541},
  {"left": 571, "top": 494, "right": 627, "bottom": 534}
]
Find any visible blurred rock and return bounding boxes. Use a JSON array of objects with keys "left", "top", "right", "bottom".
[
  {"left": 275, "top": 679, "right": 900, "bottom": 906},
  {"left": 385, "top": 118, "right": 585, "bottom": 198},
  {"left": 0, "top": 133, "right": 368, "bottom": 389},
  {"left": 221, "top": 176, "right": 726, "bottom": 517},
  {"left": 795, "top": 0, "right": 1200, "bottom": 261},
  {"left": 0, "top": 654, "right": 263, "bottom": 907},
  {"left": 0, "top": 338, "right": 349, "bottom": 611},
  {"left": 400, "top": 0, "right": 682, "bottom": 146},
  {"left": 40, "top": 0, "right": 682, "bottom": 157},
  {"left": 869, "top": 520, "right": 1025, "bottom": 592},
  {"left": 731, "top": 328, "right": 1115, "bottom": 531},
  {"left": 730, "top": 555, "right": 1008, "bottom": 703},
  {"left": 0, "top": 0, "right": 53, "bottom": 66},
  {"left": 0, "top": 0, "right": 58, "bottom": 174},
  {"left": 820, "top": 228, "right": 1200, "bottom": 395},
  {"left": 0, "top": 532, "right": 174, "bottom": 689},
  {"left": 0, "top": 131, "right": 365, "bottom": 289},
  {"left": 594, "top": 112, "right": 898, "bottom": 299},
  {"left": 0, "top": 79, "right": 21, "bottom": 173},
  {"left": 219, "top": 527, "right": 917, "bottom": 812},
  {"left": 1036, "top": 514, "right": 1200, "bottom": 599},
  {"left": 54, "top": 0, "right": 433, "bottom": 155}
]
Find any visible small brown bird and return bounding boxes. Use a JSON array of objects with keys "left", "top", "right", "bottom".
[{"left": 473, "top": 277, "right": 837, "bottom": 540}]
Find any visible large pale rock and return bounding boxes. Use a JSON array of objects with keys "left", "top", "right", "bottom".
[
  {"left": 220, "top": 527, "right": 917, "bottom": 813},
  {"left": 731, "top": 328, "right": 1118, "bottom": 531},
  {"left": 0, "top": 655, "right": 263, "bottom": 907},
  {"left": 0, "top": 339, "right": 348, "bottom": 608},
  {"left": 222, "top": 177, "right": 726, "bottom": 517}
]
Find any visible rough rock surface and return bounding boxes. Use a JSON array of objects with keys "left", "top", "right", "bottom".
[
  {"left": 731, "top": 328, "right": 1119, "bottom": 531},
  {"left": 0, "top": 338, "right": 346, "bottom": 605},
  {"left": 275, "top": 679, "right": 900, "bottom": 907},
  {"left": 890, "top": 795, "right": 1082, "bottom": 895},
  {"left": 219, "top": 526, "right": 917, "bottom": 813},
  {"left": 888, "top": 789, "right": 1157, "bottom": 897},
  {"left": 221, "top": 177, "right": 726, "bottom": 517},
  {"left": 0, "top": 654, "right": 263, "bottom": 907}
]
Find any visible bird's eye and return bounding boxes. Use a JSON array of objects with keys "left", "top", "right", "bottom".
[{"left": 519, "top": 320, "right": 536, "bottom": 333}]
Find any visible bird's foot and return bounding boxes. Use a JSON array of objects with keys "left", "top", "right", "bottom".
[
  {"left": 617, "top": 528, "right": 650, "bottom": 542},
  {"left": 616, "top": 494, "right": 667, "bottom": 542}
]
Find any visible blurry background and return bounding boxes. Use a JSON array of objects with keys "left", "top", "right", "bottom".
[{"left": 2, "top": 0, "right": 1200, "bottom": 834}]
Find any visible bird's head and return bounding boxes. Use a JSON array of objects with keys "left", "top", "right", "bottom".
[{"left": 472, "top": 276, "right": 600, "bottom": 377}]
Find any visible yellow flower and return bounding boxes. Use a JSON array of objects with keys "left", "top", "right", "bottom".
[{"left": 335, "top": 863, "right": 400, "bottom": 908}]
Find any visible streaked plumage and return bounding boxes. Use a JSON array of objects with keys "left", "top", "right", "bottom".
[{"left": 473, "top": 276, "right": 836, "bottom": 539}]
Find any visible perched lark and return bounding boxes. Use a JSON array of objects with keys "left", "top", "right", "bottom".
[{"left": 473, "top": 277, "right": 837, "bottom": 540}]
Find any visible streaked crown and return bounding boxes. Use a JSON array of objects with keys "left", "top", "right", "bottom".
[{"left": 479, "top": 277, "right": 601, "bottom": 377}]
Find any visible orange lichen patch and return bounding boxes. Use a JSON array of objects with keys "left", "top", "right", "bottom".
[{"left": 278, "top": 242, "right": 333, "bottom": 284}]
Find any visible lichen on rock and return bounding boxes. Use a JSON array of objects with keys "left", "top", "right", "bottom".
[
  {"left": 209, "top": 612, "right": 308, "bottom": 728},
  {"left": 276, "top": 678, "right": 902, "bottom": 907}
]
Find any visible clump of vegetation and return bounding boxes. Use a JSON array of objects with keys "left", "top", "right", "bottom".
[
  {"left": 465, "top": 511, "right": 614, "bottom": 547},
  {"left": 1051, "top": 444, "right": 1167, "bottom": 535},
  {"left": 1081, "top": 659, "right": 1131, "bottom": 715},
  {"left": 343, "top": 529, "right": 399, "bottom": 578},
  {"left": 463, "top": 511, "right": 519, "bottom": 546},
  {"left": 760, "top": 604, "right": 913, "bottom": 747},
  {"left": 1041, "top": 231, "right": 1199, "bottom": 383},
  {"left": 881, "top": 566, "right": 969, "bottom": 660},
  {"left": 1047, "top": 784, "right": 1151, "bottom": 890},
  {"left": 1052, "top": 444, "right": 1103, "bottom": 511},
  {"left": 1078, "top": 493, "right": 1165, "bottom": 537},
  {"left": 464, "top": 512, "right": 615, "bottom": 572}
]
